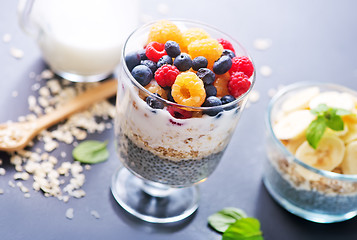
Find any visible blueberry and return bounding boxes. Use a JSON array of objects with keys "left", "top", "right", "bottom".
[
  {"left": 192, "top": 56, "right": 208, "bottom": 71},
  {"left": 202, "top": 96, "right": 223, "bottom": 116},
  {"left": 221, "top": 49, "right": 236, "bottom": 59},
  {"left": 221, "top": 95, "right": 237, "bottom": 110},
  {"left": 138, "top": 49, "right": 148, "bottom": 60},
  {"left": 125, "top": 51, "right": 141, "bottom": 72},
  {"left": 131, "top": 65, "right": 152, "bottom": 86},
  {"left": 140, "top": 60, "right": 157, "bottom": 75},
  {"left": 204, "top": 84, "right": 217, "bottom": 97},
  {"left": 157, "top": 55, "right": 173, "bottom": 68},
  {"left": 196, "top": 68, "right": 215, "bottom": 85},
  {"left": 146, "top": 93, "right": 164, "bottom": 109},
  {"left": 213, "top": 56, "right": 232, "bottom": 75},
  {"left": 173, "top": 53, "right": 192, "bottom": 71},
  {"left": 167, "top": 89, "right": 175, "bottom": 102},
  {"left": 165, "top": 41, "right": 181, "bottom": 58}
]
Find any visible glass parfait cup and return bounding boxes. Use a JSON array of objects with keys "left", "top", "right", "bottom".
[{"left": 111, "top": 20, "right": 256, "bottom": 223}]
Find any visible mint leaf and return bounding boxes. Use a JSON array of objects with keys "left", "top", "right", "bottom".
[
  {"left": 311, "top": 104, "right": 329, "bottom": 116},
  {"left": 306, "top": 116, "right": 326, "bottom": 149},
  {"left": 222, "top": 218, "right": 263, "bottom": 240},
  {"left": 208, "top": 207, "right": 247, "bottom": 233},
  {"left": 326, "top": 113, "right": 344, "bottom": 131},
  {"left": 335, "top": 108, "right": 352, "bottom": 116},
  {"left": 72, "top": 140, "right": 109, "bottom": 164}
]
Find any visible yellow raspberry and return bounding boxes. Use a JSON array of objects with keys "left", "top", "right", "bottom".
[
  {"left": 147, "top": 20, "right": 185, "bottom": 48},
  {"left": 188, "top": 38, "right": 224, "bottom": 69},
  {"left": 213, "top": 72, "right": 230, "bottom": 98},
  {"left": 181, "top": 28, "right": 210, "bottom": 52},
  {"left": 171, "top": 72, "right": 206, "bottom": 107}
]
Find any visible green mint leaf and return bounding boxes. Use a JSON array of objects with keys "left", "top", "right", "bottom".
[
  {"left": 335, "top": 108, "right": 352, "bottom": 116},
  {"left": 325, "top": 113, "right": 344, "bottom": 131},
  {"left": 72, "top": 140, "right": 109, "bottom": 164},
  {"left": 310, "top": 104, "right": 329, "bottom": 116},
  {"left": 208, "top": 207, "right": 248, "bottom": 233},
  {"left": 306, "top": 116, "right": 327, "bottom": 149},
  {"left": 222, "top": 218, "right": 264, "bottom": 240}
]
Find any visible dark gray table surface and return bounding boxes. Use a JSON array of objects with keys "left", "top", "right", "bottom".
[{"left": 1, "top": 0, "right": 357, "bottom": 239}]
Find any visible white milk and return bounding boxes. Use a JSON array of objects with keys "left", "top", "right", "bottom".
[{"left": 31, "top": 0, "right": 138, "bottom": 80}]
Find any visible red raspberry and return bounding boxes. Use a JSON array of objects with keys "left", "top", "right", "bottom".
[
  {"left": 145, "top": 42, "right": 166, "bottom": 62},
  {"left": 217, "top": 38, "right": 235, "bottom": 53},
  {"left": 228, "top": 72, "right": 251, "bottom": 98},
  {"left": 167, "top": 106, "right": 192, "bottom": 119},
  {"left": 229, "top": 56, "right": 254, "bottom": 78},
  {"left": 154, "top": 64, "right": 180, "bottom": 87}
]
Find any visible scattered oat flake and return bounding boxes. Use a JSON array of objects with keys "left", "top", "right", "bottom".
[
  {"left": 0, "top": 168, "right": 6, "bottom": 176},
  {"left": 3, "top": 33, "right": 11, "bottom": 43},
  {"left": 253, "top": 38, "right": 272, "bottom": 50},
  {"left": 260, "top": 65, "right": 272, "bottom": 77},
  {"left": 10, "top": 47, "right": 24, "bottom": 59},
  {"left": 0, "top": 188, "right": 4, "bottom": 194},
  {"left": 90, "top": 210, "right": 101, "bottom": 219},
  {"left": 8, "top": 181, "right": 15, "bottom": 188},
  {"left": 41, "top": 69, "right": 54, "bottom": 79},
  {"left": 31, "top": 83, "right": 41, "bottom": 91},
  {"left": 24, "top": 193, "right": 31, "bottom": 198},
  {"left": 66, "top": 208, "right": 74, "bottom": 219}
]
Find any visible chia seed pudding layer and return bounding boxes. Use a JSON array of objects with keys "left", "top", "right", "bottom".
[
  {"left": 117, "top": 133, "right": 225, "bottom": 187},
  {"left": 264, "top": 157, "right": 357, "bottom": 215}
]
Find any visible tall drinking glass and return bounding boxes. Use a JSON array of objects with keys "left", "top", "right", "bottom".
[{"left": 111, "top": 20, "right": 256, "bottom": 223}]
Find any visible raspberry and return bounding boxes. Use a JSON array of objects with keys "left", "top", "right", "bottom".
[
  {"left": 144, "top": 80, "right": 168, "bottom": 99},
  {"left": 217, "top": 38, "right": 236, "bottom": 53},
  {"left": 213, "top": 72, "right": 230, "bottom": 97},
  {"left": 228, "top": 72, "right": 251, "bottom": 98},
  {"left": 147, "top": 20, "right": 185, "bottom": 49},
  {"left": 167, "top": 106, "right": 192, "bottom": 119},
  {"left": 188, "top": 38, "right": 223, "bottom": 69},
  {"left": 155, "top": 64, "right": 180, "bottom": 88},
  {"left": 229, "top": 56, "right": 254, "bottom": 78},
  {"left": 181, "top": 28, "right": 210, "bottom": 52},
  {"left": 171, "top": 72, "right": 206, "bottom": 107},
  {"left": 145, "top": 42, "right": 166, "bottom": 62}
]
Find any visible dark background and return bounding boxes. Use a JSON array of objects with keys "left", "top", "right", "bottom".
[{"left": 1, "top": 0, "right": 357, "bottom": 239}]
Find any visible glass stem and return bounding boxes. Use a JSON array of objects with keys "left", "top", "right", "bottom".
[{"left": 141, "top": 181, "right": 173, "bottom": 198}]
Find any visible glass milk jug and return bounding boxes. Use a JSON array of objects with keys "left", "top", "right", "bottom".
[{"left": 18, "top": 0, "right": 139, "bottom": 82}]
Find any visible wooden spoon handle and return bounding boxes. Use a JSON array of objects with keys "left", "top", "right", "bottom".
[{"left": 35, "top": 79, "right": 117, "bottom": 132}]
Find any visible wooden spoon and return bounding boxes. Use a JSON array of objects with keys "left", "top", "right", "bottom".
[{"left": 0, "top": 79, "right": 117, "bottom": 152}]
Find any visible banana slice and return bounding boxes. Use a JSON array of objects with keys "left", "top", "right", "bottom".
[
  {"left": 326, "top": 123, "right": 349, "bottom": 137},
  {"left": 273, "top": 110, "right": 316, "bottom": 140},
  {"left": 295, "top": 135, "right": 345, "bottom": 171},
  {"left": 341, "top": 141, "right": 357, "bottom": 175},
  {"left": 342, "top": 123, "right": 357, "bottom": 144},
  {"left": 283, "top": 136, "right": 306, "bottom": 155},
  {"left": 309, "top": 91, "right": 355, "bottom": 111},
  {"left": 281, "top": 87, "right": 320, "bottom": 113}
]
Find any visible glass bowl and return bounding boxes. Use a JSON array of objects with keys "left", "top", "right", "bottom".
[{"left": 264, "top": 82, "right": 357, "bottom": 223}]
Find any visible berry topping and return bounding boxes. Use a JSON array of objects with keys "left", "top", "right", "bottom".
[
  {"left": 188, "top": 38, "right": 224, "bottom": 68},
  {"left": 145, "top": 42, "right": 167, "bottom": 62},
  {"left": 171, "top": 72, "right": 206, "bottom": 107},
  {"left": 228, "top": 72, "right": 251, "bottom": 98},
  {"left": 125, "top": 51, "right": 141, "bottom": 72},
  {"left": 146, "top": 93, "right": 165, "bottom": 109},
  {"left": 221, "top": 95, "right": 236, "bottom": 105},
  {"left": 196, "top": 68, "right": 215, "bottom": 85},
  {"left": 157, "top": 55, "right": 173, "bottom": 68},
  {"left": 138, "top": 49, "right": 148, "bottom": 60},
  {"left": 213, "top": 55, "right": 232, "bottom": 75},
  {"left": 154, "top": 64, "right": 180, "bottom": 88},
  {"left": 131, "top": 65, "right": 153, "bottom": 87},
  {"left": 221, "top": 49, "right": 236, "bottom": 59},
  {"left": 144, "top": 80, "right": 167, "bottom": 99},
  {"left": 192, "top": 56, "right": 208, "bottom": 71},
  {"left": 140, "top": 60, "right": 157, "bottom": 75},
  {"left": 167, "top": 106, "right": 193, "bottom": 119},
  {"left": 213, "top": 73, "right": 230, "bottom": 97},
  {"left": 202, "top": 96, "right": 223, "bottom": 116},
  {"left": 147, "top": 20, "right": 185, "bottom": 49},
  {"left": 182, "top": 28, "right": 210, "bottom": 51},
  {"left": 165, "top": 41, "right": 181, "bottom": 58},
  {"left": 229, "top": 56, "right": 254, "bottom": 78},
  {"left": 217, "top": 38, "right": 235, "bottom": 53},
  {"left": 173, "top": 53, "right": 192, "bottom": 71},
  {"left": 204, "top": 84, "right": 217, "bottom": 98}
]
